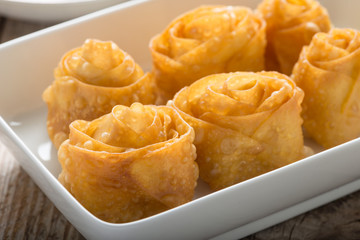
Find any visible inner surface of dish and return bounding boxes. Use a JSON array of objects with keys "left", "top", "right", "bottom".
[{"left": 1, "top": 0, "right": 360, "bottom": 239}]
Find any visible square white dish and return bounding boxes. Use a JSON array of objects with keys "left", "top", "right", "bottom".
[{"left": 1, "top": 0, "right": 360, "bottom": 239}]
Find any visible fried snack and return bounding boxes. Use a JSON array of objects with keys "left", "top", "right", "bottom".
[
  {"left": 292, "top": 28, "right": 360, "bottom": 148},
  {"left": 169, "top": 71, "right": 304, "bottom": 190},
  {"left": 150, "top": 5, "right": 266, "bottom": 100},
  {"left": 58, "top": 103, "right": 199, "bottom": 223},
  {"left": 257, "top": 0, "right": 331, "bottom": 75},
  {"left": 42, "top": 39, "right": 159, "bottom": 148}
]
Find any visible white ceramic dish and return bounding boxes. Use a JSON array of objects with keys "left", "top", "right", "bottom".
[
  {"left": 1, "top": 0, "right": 360, "bottom": 239},
  {"left": 0, "top": 0, "right": 129, "bottom": 23}
]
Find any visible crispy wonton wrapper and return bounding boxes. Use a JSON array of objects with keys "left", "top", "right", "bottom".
[
  {"left": 58, "top": 103, "right": 199, "bottom": 223},
  {"left": 169, "top": 71, "right": 305, "bottom": 190},
  {"left": 292, "top": 28, "right": 360, "bottom": 148},
  {"left": 150, "top": 5, "right": 266, "bottom": 100},
  {"left": 43, "top": 39, "right": 159, "bottom": 148},
  {"left": 257, "top": 0, "right": 331, "bottom": 75}
]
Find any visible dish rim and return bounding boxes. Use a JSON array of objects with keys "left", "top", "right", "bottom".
[{"left": 1, "top": 0, "right": 360, "bottom": 239}]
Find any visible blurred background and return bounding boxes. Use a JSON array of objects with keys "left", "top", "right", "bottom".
[{"left": 0, "top": 0, "right": 130, "bottom": 42}]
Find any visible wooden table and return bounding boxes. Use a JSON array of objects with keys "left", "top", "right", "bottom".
[{"left": 1, "top": 15, "right": 360, "bottom": 240}]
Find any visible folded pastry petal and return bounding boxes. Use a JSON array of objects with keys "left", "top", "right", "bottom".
[
  {"left": 169, "top": 71, "right": 304, "bottom": 190},
  {"left": 58, "top": 103, "right": 198, "bottom": 223},
  {"left": 43, "top": 39, "right": 159, "bottom": 148},
  {"left": 257, "top": 0, "right": 331, "bottom": 75},
  {"left": 292, "top": 28, "right": 360, "bottom": 148},
  {"left": 150, "top": 5, "right": 266, "bottom": 100}
]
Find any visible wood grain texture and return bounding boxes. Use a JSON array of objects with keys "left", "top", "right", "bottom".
[
  {"left": 0, "top": 143, "right": 84, "bottom": 240},
  {"left": 242, "top": 190, "right": 360, "bottom": 240},
  {"left": 0, "top": 18, "right": 51, "bottom": 43},
  {"left": 1, "top": 15, "right": 360, "bottom": 240}
]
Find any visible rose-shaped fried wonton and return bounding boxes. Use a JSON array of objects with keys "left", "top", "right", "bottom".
[
  {"left": 43, "top": 39, "right": 159, "bottom": 149},
  {"left": 169, "top": 71, "right": 304, "bottom": 190},
  {"left": 292, "top": 28, "right": 360, "bottom": 148},
  {"left": 257, "top": 0, "right": 331, "bottom": 75},
  {"left": 150, "top": 5, "right": 266, "bottom": 100},
  {"left": 58, "top": 103, "right": 198, "bottom": 223}
]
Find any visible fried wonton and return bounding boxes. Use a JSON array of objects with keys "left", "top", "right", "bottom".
[
  {"left": 257, "top": 0, "right": 331, "bottom": 75},
  {"left": 58, "top": 103, "right": 199, "bottom": 223},
  {"left": 169, "top": 71, "right": 305, "bottom": 190},
  {"left": 150, "top": 5, "right": 266, "bottom": 100},
  {"left": 292, "top": 28, "right": 360, "bottom": 148},
  {"left": 43, "top": 39, "right": 159, "bottom": 148}
]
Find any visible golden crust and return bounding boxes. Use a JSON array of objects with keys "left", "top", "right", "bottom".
[
  {"left": 292, "top": 28, "right": 360, "bottom": 148},
  {"left": 150, "top": 5, "right": 266, "bottom": 100},
  {"left": 58, "top": 103, "right": 199, "bottom": 223},
  {"left": 42, "top": 39, "right": 159, "bottom": 148},
  {"left": 169, "top": 71, "right": 304, "bottom": 190},
  {"left": 257, "top": 0, "right": 331, "bottom": 75}
]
